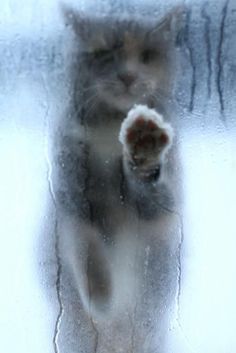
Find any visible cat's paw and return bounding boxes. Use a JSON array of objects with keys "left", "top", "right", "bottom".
[{"left": 119, "top": 105, "right": 173, "bottom": 178}]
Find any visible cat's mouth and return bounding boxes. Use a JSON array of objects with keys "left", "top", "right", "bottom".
[
  {"left": 116, "top": 89, "right": 136, "bottom": 99},
  {"left": 112, "top": 84, "right": 145, "bottom": 101},
  {"left": 106, "top": 91, "right": 151, "bottom": 112},
  {"left": 97, "top": 80, "right": 153, "bottom": 111}
]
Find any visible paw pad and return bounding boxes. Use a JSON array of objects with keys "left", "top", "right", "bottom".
[{"left": 119, "top": 105, "right": 173, "bottom": 168}]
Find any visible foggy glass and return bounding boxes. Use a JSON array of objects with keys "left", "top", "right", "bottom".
[{"left": 0, "top": 1, "right": 236, "bottom": 353}]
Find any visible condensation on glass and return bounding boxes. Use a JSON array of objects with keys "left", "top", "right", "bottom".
[{"left": 0, "top": 1, "right": 236, "bottom": 353}]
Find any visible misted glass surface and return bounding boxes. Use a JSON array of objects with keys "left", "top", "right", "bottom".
[{"left": 0, "top": 1, "right": 236, "bottom": 353}]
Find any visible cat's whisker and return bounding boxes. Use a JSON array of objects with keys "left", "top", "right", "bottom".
[
  {"left": 81, "top": 96, "right": 99, "bottom": 119},
  {"left": 150, "top": 89, "right": 188, "bottom": 112},
  {"left": 150, "top": 90, "right": 201, "bottom": 117},
  {"left": 82, "top": 95, "right": 95, "bottom": 107},
  {"left": 83, "top": 96, "right": 99, "bottom": 119},
  {"left": 147, "top": 91, "right": 174, "bottom": 108},
  {"left": 97, "top": 79, "right": 118, "bottom": 88},
  {"left": 82, "top": 86, "right": 95, "bottom": 93}
]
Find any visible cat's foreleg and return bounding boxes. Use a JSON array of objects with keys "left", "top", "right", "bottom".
[{"left": 119, "top": 105, "right": 173, "bottom": 184}]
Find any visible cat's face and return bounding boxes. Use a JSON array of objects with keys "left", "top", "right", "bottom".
[{"left": 65, "top": 10, "right": 180, "bottom": 112}]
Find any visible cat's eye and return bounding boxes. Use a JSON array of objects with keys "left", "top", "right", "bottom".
[
  {"left": 93, "top": 49, "right": 114, "bottom": 62},
  {"left": 141, "top": 49, "right": 158, "bottom": 64}
]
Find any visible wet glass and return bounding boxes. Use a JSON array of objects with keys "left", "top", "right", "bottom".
[{"left": 0, "top": 1, "right": 236, "bottom": 353}]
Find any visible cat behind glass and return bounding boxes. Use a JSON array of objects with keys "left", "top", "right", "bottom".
[{"left": 55, "top": 4, "right": 183, "bottom": 324}]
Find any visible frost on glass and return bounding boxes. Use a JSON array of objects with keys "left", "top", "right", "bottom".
[{"left": 0, "top": 1, "right": 236, "bottom": 353}]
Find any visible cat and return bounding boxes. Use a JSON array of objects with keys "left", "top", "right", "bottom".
[{"left": 53, "top": 3, "right": 184, "bottom": 347}]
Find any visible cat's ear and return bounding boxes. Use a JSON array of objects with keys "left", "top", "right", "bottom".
[
  {"left": 162, "top": 6, "right": 185, "bottom": 31},
  {"left": 60, "top": 4, "right": 90, "bottom": 39},
  {"left": 150, "top": 5, "right": 186, "bottom": 43}
]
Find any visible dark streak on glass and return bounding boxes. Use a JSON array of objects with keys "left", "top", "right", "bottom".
[
  {"left": 217, "top": 0, "right": 229, "bottom": 117},
  {"left": 202, "top": 4, "right": 212, "bottom": 99}
]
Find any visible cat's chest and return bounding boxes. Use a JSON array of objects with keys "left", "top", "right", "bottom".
[{"left": 87, "top": 122, "right": 122, "bottom": 160}]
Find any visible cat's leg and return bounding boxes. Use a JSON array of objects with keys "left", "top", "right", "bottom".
[
  {"left": 60, "top": 217, "right": 111, "bottom": 317},
  {"left": 119, "top": 105, "right": 173, "bottom": 183}
]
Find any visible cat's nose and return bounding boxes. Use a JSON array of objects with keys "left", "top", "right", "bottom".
[{"left": 118, "top": 72, "right": 136, "bottom": 87}]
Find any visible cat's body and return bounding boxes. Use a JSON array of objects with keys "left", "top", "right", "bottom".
[{"left": 54, "top": 6, "right": 183, "bottom": 350}]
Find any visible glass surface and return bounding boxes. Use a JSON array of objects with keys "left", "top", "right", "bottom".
[{"left": 0, "top": 1, "right": 236, "bottom": 353}]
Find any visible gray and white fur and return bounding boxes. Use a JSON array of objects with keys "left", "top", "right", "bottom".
[{"left": 54, "top": 4, "right": 184, "bottom": 330}]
